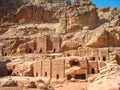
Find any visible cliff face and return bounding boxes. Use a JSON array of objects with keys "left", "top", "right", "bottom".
[
  {"left": 1, "top": 5, "right": 56, "bottom": 23},
  {"left": 55, "top": 0, "right": 99, "bottom": 34},
  {"left": 0, "top": 0, "right": 31, "bottom": 20},
  {"left": 0, "top": 0, "right": 70, "bottom": 22}
]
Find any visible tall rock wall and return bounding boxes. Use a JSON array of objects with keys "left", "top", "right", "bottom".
[
  {"left": 0, "top": 0, "right": 32, "bottom": 21},
  {"left": 1, "top": 5, "right": 56, "bottom": 23},
  {"left": 55, "top": 0, "right": 99, "bottom": 34},
  {"left": 0, "top": 0, "right": 70, "bottom": 23}
]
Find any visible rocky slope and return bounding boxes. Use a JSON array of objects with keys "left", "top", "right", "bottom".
[
  {"left": 88, "top": 63, "right": 120, "bottom": 90},
  {"left": 61, "top": 7, "right": 120, "bottom": 51}
]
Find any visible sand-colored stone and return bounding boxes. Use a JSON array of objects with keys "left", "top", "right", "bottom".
[{"left": 0, "top": 0, "right": 120, "bottom": 90}]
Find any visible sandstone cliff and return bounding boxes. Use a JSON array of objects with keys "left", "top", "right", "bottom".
[
  {"left": 0, "top": 0, "right": 31, "bottom": 20},
  {"left": 55, "top": 0, "right": 99, "bottom": 34},
  {"left": 0, "top": 0, "right": 70, "bottom": 23},
  {"left": 1, "top": 5, "right": 55, "bottom": 23}
]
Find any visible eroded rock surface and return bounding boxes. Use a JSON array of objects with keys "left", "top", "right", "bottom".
[
  {"left": 55, "top": 0, "right": 99, "bottom": 34},
  {"left": 0, "top": 0, "right": 120, "bottom": 90}
]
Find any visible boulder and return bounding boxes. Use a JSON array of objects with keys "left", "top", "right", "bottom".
[
  {"left": 0, "top": 79, "right": 17, "bottom": 87},
  {"left": 12, "top": 61, "right": 34, "bottom": 76},
  {"left": 85, "top": 28, "right": 120, "bottom": 47},
  {"left": 22, "top": 81, "right": 36, "bottom": 89}
]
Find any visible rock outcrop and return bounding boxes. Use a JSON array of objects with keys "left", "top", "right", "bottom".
[
  {"left": 98, "top": 7, "right": 120, "bottom": 25},
  {"left": 0, "top": 79, "right": 17, "bottom": 87},
  {"left": 86, "top": 27, "right": 120, "bottom": 47},
  {"left": 0, "top": 0, "right": 70, "bottom": 23},
  {"left": 0, "top": 76, "right": 54, "bottom": 89},
  {"left": 0, "top": 0, "right": 24, "bottom": 20},
  {"left": 88, "top": 63, "right": 120, "bottom": 90},
  {"left": 12, "top": 61, "right": 33, "bottom": 76},
  {"left": 55, "top": 0, "right": 99, "bottom": 34},
  {"left": 61, "top": 20, "right": 120, "bottom": 51},
  {"left": 1, "top": 5, "right": 56, "bottom": 23}
]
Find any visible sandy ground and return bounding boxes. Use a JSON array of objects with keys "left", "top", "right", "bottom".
[
  {"left": 0, "top": 87, "right": 20, "bottom": 90},
  {"left": 55, "top": 80, "right": 88, "bottom": 90}
]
